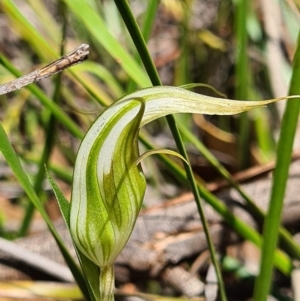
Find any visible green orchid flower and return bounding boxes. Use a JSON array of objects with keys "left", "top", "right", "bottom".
[{"left": 68, "top": 85, "right": 293, "bottom": 301}]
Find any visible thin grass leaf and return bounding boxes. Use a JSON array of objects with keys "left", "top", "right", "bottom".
[
  {"left": 27, "top": 0, "right": 62, "bottom": 43},
  {"left": 0, "top": 122, "right": 90, "bottom": 300},
  {"left": 178, "top": 121, "right": 300, "bottom": 259},
  {"left": 2, "top": 0, "right": 57, "bottom": 59},
  {"left": 62, "top": 0, "right": 151, "bottom": 88},
  {"left": 74, "top": 62, "right": 124, "bottom": 100},
  {"left": 126, "top": 0, "right": 159, "bottom": 92},
  {"left": 235, "top": 0, "right": 250, "bottom": 168},
  {"left": 253, "top": 31, "right": 300, "bottom": 301},
  {"left": 0, "top": 53, "right": 84, "bottom": 139},
  {"left": 47, "top": 171, "right": 99, "bottom": 301},
  {"left": 139, "top": 136, "right": 292, "bottom": 275}
]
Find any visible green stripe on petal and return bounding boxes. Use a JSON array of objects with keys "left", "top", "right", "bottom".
[
  {"left": 70, "top": 85, "right": 294, "bottom": 268},
  {"left": 70, "top": 98, "right": 146, "bottom": 268},
  {"left": 119, "top": 86, "right": 296, "bottom": 127},
  {"left": 69, "top": 84, "right": 295, "bottom": 300}
]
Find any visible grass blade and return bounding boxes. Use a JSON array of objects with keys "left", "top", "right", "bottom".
[
  {"left": 253, "top": 31, "right": 300, "bottom": 300},
  {"left": 62, "top": 0, "right": 151, "bottom": 88}
]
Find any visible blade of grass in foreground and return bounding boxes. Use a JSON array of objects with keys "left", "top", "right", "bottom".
[
  {"left": 113, "top": 2, "right": 225, "bottom": 300},
  {"left": 253, "top": 32, "right": 300, "bottom": 301},
  {"left": 0, "top": 123, "right": 91, "bottom": 300}
]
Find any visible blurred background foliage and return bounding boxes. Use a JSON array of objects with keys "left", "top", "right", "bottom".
[{"left": 0, "top": 0, "right": 300, "bottom": 300}]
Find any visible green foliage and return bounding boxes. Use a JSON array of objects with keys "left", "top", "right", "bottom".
[{"left": 0, "top": 1, "right": 299, "bottom": 300}]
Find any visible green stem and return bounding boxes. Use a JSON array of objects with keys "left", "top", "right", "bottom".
[
  {"left": 99, "top": 266, "right": 115, "bottom": 301},
  {"left": 253, "top": 31, "right": 300, "bottom": 301},
  {"left": 113, "top": 1, "right": 227, "bottom": 300},
  {"left": 126, "top": 0, "right": 159, "bottom": 93},
  {"left": 235, "top": 0, "right": 250, "bottom": 168}
]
